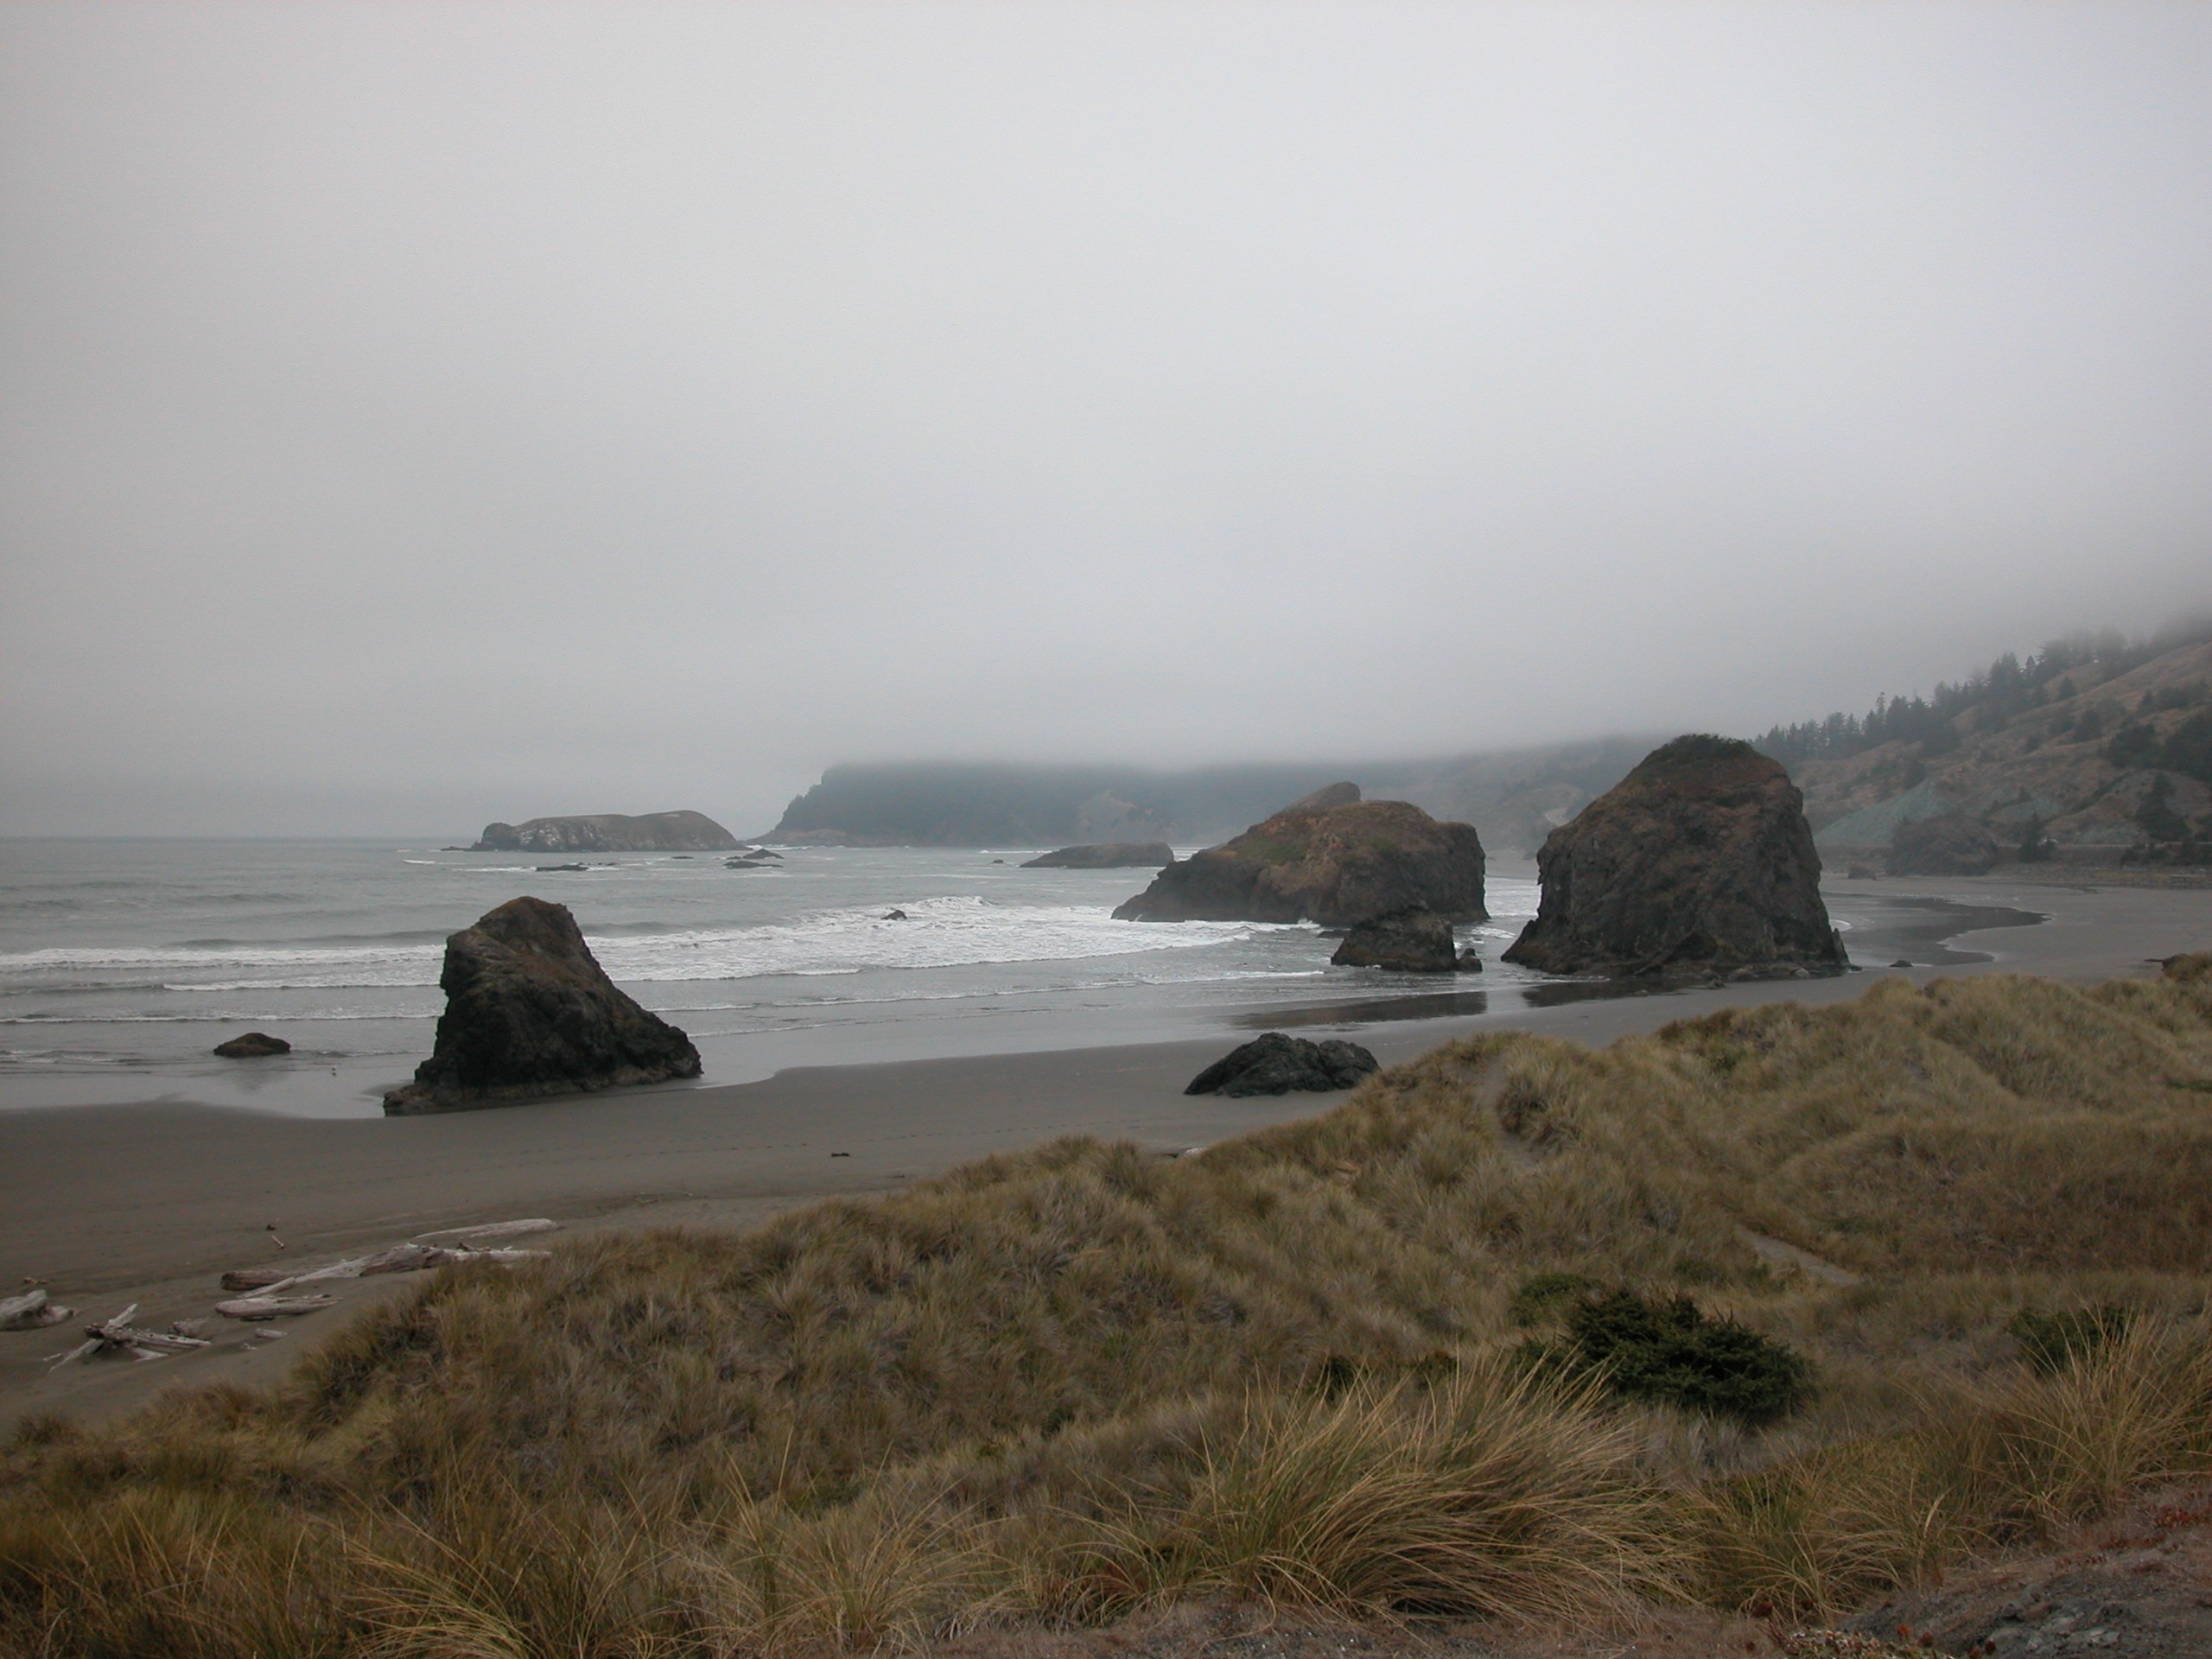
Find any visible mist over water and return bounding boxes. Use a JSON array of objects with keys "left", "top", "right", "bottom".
[{"left": 3, "top": 5, "right": 2209, "bottom": 838}]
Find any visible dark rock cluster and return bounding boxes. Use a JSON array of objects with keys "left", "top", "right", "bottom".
[
  {"left": 1114, "top": 785, "right": 1485, "bottom": 927},
  {"left": 383, "top": 896, "right": 701, "bottom": 1115},
  {"left": 1328, "top": 906, "right": 1475, "bottom": 973},
  {"left": 213, "top": 1032, "right": 289, "bottom": 1058},
  {"left": 1185, "top": 1032, "right": 1380, "bottom": 1097},
  {"left": 1503, "top": 735, "right": 1846, "bottom": 980}
]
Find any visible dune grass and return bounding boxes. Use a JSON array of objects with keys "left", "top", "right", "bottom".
[{"left": 5, "top": 957, "right": 2212, "bottom": 1653}]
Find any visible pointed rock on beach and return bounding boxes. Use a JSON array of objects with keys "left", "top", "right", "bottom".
[{"left": 382, "top": 896, "right": 701, "bottom": 1115}]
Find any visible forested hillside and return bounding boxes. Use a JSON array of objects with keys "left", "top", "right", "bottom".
[{"left": 1756, "top": 621, "right": 2212, "bottom": 864}]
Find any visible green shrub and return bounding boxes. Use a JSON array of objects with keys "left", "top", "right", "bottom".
[
  {"left": 1510, "top": 1271, "right": 1601, "bottom": 1327},
  {"left": 1556, "top": 1290, "right": 1810, "bottom": 1425},
  {"left": 2006, "top": 1305, "right": 2135, "bottom": 1376}
]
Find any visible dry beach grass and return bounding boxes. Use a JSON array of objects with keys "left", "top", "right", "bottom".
[{"left": 6, "top": 957, "right": 2212, "bottom": 1655}]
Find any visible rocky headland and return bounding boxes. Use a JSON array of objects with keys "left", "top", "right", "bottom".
[
  {"left": 760, "top": 748, "right": 1649, "bottom": 856},
  {"left": 1020, "top": 842, "right": 1175, "bottom": 869},
  {"left": 1111, "top": 784, "right": 1486, "bottom": 926},
  {"left": 470, "top": 811, "right": 739, "bottom": 853},
  {"left": 1503, "top": 734, "right": 1847, "bottom": 980},
  {"left": 382, "top": 896, "right": 702, "bottom": 1115}
]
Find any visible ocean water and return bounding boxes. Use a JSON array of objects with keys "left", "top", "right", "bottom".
[{"left": 0, "top": 839, "right": 2031, "bottom": 1119}]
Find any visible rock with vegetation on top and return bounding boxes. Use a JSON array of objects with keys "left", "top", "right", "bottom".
[
  {"left": 1021, "top": 842, "right": 1175, "bottom": 869},
  {"left": 382, "top": 897, "right": 701, "bottom": 1115},
  {"left": 213, "top": 1032, "right": 290, "bottom": 1058},
  {"left": 2163, "top": 951, "right": 2211, "bottom": 984},
  {"left": 1884, "top": 810, "right": 2000, "bottom": 876},
  {"left": 1184, "top": 1032, "right": 1379, "bottom": 1097},
  {"left": 472, "top": 811, "right": 739, "bottom": 853},
  {"left": 1329, "top": 906, "right": 1467, "bottom": 973},
  {"left": 1503, "top": 734, "right": 1846, "bottom": 979},
  {"left": 1113, "top": 784, "right": 1485, "bottom": 926}
]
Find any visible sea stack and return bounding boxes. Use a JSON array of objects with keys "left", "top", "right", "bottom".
[
  {"left": 1502, "top": 735, "right": 1846, "bottom": 979},
  {"left": 383, "top": 896, "right": 702, "bottom": 1115},
  {"left": 1329, "top": 906, "right": 1467, "bottom": 972},
  {"left": 1112, "top": 784, "right": 1485, "bottom": 926}
]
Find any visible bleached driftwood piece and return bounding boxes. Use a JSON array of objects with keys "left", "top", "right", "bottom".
[
  {"left": 219, "top": 1267, "right": 295, "bottom": 1293},
  {"left": 412, "top": 1217, "right": 559, "bottom": 1243},
  {"left": 53, "top": 1305, "right": 212, "bottom": 1366},
  {"left": 0, "top": 1287, "right": 72, "bottom": 1330},
  {"left": 218, "top": 1242, "right": 550, "bottom": 1303},
  {"left": 215, "top": 1295, "right": 337, "bottom": 1321}
]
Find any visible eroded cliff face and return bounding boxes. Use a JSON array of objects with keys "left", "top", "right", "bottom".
[
  {"left": 383, "top": 896, "right": 701, "bottom": 1114},
  {"left": 471, "top": 811, "right": 738, "bottom": 853},
  {"left": 1112, "top": 785, "right": 1485, "bottom": 927},
  {"left": 1503, "top": 736, "right": 1845, "bottom": 979}
]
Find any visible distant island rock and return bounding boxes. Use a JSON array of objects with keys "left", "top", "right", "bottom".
[
  {"left": 1112, "top": 785, "right": 1486, "bottom": 927},
  {"left": 1185, "top": 1032, "right": 1380, "bottom": 1096},
  {"left": 383, "top": 896, "right": 702, "bottom": 1115},
  {"left": 1503, "top": 735, "right": 1846, "bottom": 980},
  {"left": 1329, "top": 906, "right": 1468, "bottom": 973},
  {"left": 1021, "top": 842, "right": 1175, "bottom": 869},
  {"left": 213, "top": 1031, "right": 289, "bottom": 1058},
  {"left": 471, "top": 811, "right": 739, "bottom": 853}
]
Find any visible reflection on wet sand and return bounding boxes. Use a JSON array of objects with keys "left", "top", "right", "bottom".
[{"left": 1230, "top": 893, "right": 2047, "bottom": 1031}]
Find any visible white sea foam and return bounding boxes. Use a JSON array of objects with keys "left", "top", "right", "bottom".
[
  {"left": 591, "top": 897, "right": 1268, "bottom": 982},
  {"left": 0, "top": 898, "right": 1271, "bottom": 993}
]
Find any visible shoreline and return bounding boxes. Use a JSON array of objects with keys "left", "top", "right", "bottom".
[
  {"left": 0, "top": 877, "right": 2071, "bottom": 1122},
  {"left": 3, "top": 874, "right": 2207, "bottom": 1432}
]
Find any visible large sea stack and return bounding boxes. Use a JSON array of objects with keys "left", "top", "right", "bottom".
[
  {"left": 1112, "top": 784, "right": 1485, "bottom": 926},
  {"left": 383, "top": 897, "right": 702, "bottom": 1115},
  {"left": 1502, "top": 735, "right": 1846, "bottom": 979}
]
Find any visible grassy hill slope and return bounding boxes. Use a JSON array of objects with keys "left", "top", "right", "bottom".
[{"left": 9, "top": 959, "right": 2212, "bottom": 1653}]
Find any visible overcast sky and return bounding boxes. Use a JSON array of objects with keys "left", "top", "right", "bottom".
[{"left": 3, "top": 3, "right": 2208, "bottom": 836}]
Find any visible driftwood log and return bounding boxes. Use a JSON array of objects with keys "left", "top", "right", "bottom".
[
  {"left": 413, "top": 1217, "right": 558, "bottom": 1243},
  {"left": 219, "top": 1267, "right": 295, "bottom": 1293},
  {"left": 215, "top": 1295, "right": 337, "bottom": 1321},
  {"left": 53, "top": 1305, "right": 213, "bottom": 1366},
  {"left": 238, "top": 1243, "right": 546, "bottom": 1300},
  {"left": 0, "top": 1287, "right": 72, "bottom": 1331},
  {"left": 212, "top": 1224, "right": 556, "bottom": 1317}
]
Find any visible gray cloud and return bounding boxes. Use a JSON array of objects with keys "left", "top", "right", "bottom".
[{"left": 3, "top": 2, "right": 2208, "bottom": 836}]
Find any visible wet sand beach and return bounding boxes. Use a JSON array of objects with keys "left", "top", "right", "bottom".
[{"left": 3, "top": 874, "right": 2206, "bottom": 1432}]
